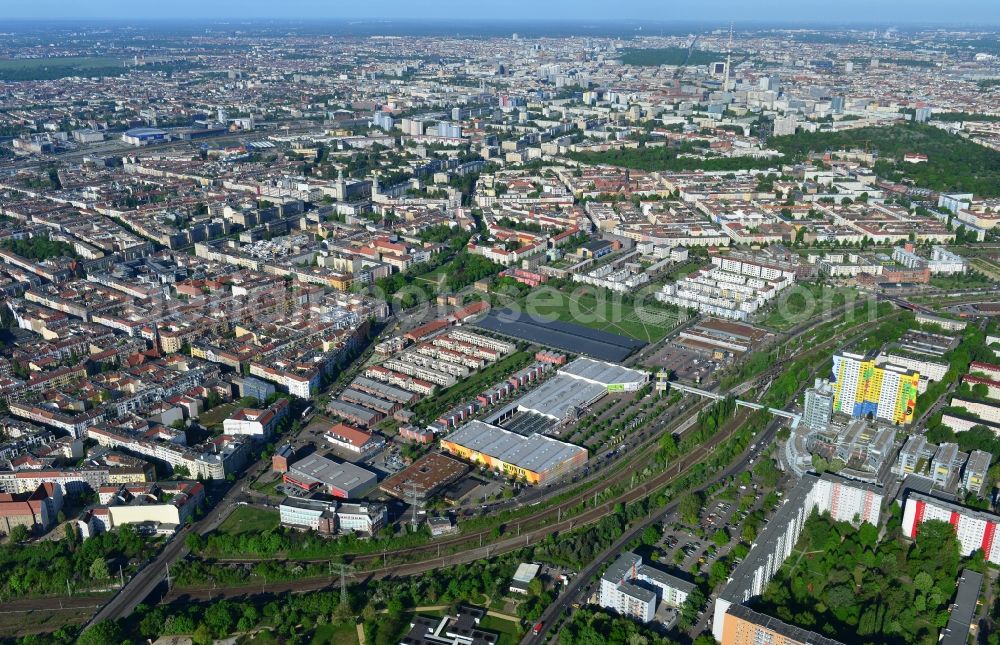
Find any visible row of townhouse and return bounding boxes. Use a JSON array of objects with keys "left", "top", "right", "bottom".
[{"left": 363, "top": 364, "right": 437, "bottom": 396}]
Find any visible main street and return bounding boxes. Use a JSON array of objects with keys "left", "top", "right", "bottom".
[
  {"left": 85, "top": 454, "right": 274, "bottom": 627},
  {"left": 519, "top": 416, "right": 783, "bottom": 644},
  {"left": 85, "top": 293, "right": 986, "bottom": 629},
  {"left": 517, "top": 296, "right": 943, "bottom": 643}
]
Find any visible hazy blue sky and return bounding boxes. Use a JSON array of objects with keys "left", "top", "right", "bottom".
[{"left": 2, "top": 0, "right": 1000, "bottom": 23}]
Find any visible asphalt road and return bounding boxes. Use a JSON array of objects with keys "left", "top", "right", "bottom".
[
  {"left": 519, "top": 417, "right": 782, "bottom": 645},
  {"left": 153, "top": 404, "right": 752, "bottom": 606},
  {"left": 85, "top": 457, "right": 272, "bottom": 627},
  {"left": 518, "top": 297, "right": 940, "bottom": 643},
  {"left": 85, "top": 294, "right": 993, "bottom": 630}
]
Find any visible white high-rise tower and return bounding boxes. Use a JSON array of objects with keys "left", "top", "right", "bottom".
[{"left": 723, "top": 23, "right": 734, "bottom": 93}]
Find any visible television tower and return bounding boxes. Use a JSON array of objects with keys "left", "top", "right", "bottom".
[{"left": 723, "top": 23, "right": 734, "bottom": 93}]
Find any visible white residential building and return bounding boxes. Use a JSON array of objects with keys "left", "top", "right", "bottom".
[
  {"left": 894, "top": 434, "right": 933, "bottom": 477},
  {"left": 902, "top": 492, "right": 1000, "bottom": 563},
  {"left": 713, "top": 473, "right": 882, "bottom": 641},
  {"left": 803, "top": 379, "right": 834, "bottom": 431},
  {"left": 599, "top": 551, "right": 695, "bottom": 623},
  {"left": 963, "top": 450, "right": 992, "bottom": 496},
  {"left": 876, "top": 352, "right": 949, "bottom": 383},
  {"left": 222, "top": 398, "right": 289, "bottom": 440},
  {"left": 806, "top": 475, "right": 882, "bottom": 525},
  {"left": 892, "top": 244, "right": 968, "bottom": 275},
  {"left": 929, "top": 246, "right": 968, "bottom": 274},
  {"left": 655, "top": 255, "right": 793, "bottom": 322},
  {"left": 278, "top": 496, "right": 386, "bottom": 535},
  {"left": 950, "top": 397, "right": 1000, "bottom": 425}
]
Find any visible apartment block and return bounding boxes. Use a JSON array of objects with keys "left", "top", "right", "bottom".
[
  {"left": 599, "top": 552, "right": 695, "bottom": 623},
  {"left": 714, "top": 473, "right": 882, "bottom": 641},
  {"left": 831, "top": 351, "right": 920, "bottom": 425}
]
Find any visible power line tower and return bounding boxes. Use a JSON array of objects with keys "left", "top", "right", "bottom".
[{"left": 334, "top": 563, "right": 354, "bottom": 608}]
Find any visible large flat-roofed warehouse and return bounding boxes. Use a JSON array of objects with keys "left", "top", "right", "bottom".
[
  {"left": 676, "top": 318, "right": 771, "bottom": 356},
  {"left": 283, "top": 454, "right": 378, "bottom": 499},
  {"left": 473, "top": 308, "right": 645, "bottom": 362},
  {"left": 506, "top": 375, "right": 607, "bottom": 423},
  {"left": 559, "top": 357, "right": 648, "bottom": 391},
  {"left": 379, "top": 452, "right": 469, "bottom": 501},
  {"left": 440, "top": 420, "right": 587, "bottom": 485},
  {"left": 491, "top": 358, "right": 649, "bottom": 427}
]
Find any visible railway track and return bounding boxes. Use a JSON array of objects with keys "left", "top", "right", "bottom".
[
  {"left": 42, "top": 299, "right": 959, "bottom": 620},
  {"left": 163, "top": 407, "right": 754, "bottom": 602},
  {"left": 205, "top": 396, "right": 715, "bottom": 568},
  {"left": 144, "top": 296, "right": 1000, "bottom": 615},
  {"left": 185, "top": 309, "right": 905, "bottom": 575}
]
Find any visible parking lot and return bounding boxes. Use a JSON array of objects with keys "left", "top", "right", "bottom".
[
  {"left": 643, "top": 342, "right": 722, "bottom": 384},
  {"left": 578, "top": 453, "right": 795, "bottom": 637}
]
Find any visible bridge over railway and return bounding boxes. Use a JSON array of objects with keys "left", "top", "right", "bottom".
[{"left": 671, "top": 383, "right": 803, "bottom": 429}]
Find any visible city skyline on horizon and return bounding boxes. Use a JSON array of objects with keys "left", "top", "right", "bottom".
[
  {"left": 0, "top": 3, "right": 999, "bottom": 643},
  {"left": 3, "top": 0, "right": 1000, "bottom": 25}
]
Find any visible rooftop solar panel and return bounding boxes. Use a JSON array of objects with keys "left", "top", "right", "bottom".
[{"left": 474, "top": 309, "right": 645, "bottom": 362}]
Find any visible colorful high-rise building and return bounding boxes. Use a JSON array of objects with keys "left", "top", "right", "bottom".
[{"left": 831, "top": 351, "right": 919, "bottom": 424}]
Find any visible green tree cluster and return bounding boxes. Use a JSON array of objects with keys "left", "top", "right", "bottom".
[
  {"left": 769, "top": 122, "right": 1000, "bottom": 197},
  {"left": 1, "top": 235, "right": 79, "bottom": 261},
  {"left": 0, "top": 524, "right": 149, "bottom": 598},
  {"left": 567, "top": 145, "right": 777, "bottom": 173},
  {"left": 561, "top": 608, "right": 680, "bottom": 645},
  {"left": 759, "top": 512, "right": 961, "bottom": 644}
]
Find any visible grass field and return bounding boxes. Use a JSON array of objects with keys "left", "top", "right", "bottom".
[
  {"left": 479, "top": 614, "right": 523, "bottom": 645},
  {"left": 198, "top": 400, "right": 243, "bottom": 428},
  {"left": 216, "top": 506, "right": 279, "bottom": 537},
  {"left": 658, "top": 259, "right": 708, "bottom": 281},
  {"left": 522, "top": 285, "right": 681, "bottom": 343},
  {"left": 309, "top": 621, "right": 359, "bottom": 645},
  {"left": 757, "top": 284, "right": 860, "bottom": 332},
  {"left": 249, "top": 475, "right": 283, "bottom": 498},
  {"left": 965, "top": 259, "right": 1000, "bottom": 282},
  {"left": 413, "top": 267, "right": 447, "bottom": 289}
]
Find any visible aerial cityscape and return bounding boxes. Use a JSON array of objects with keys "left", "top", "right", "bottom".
[{"left": 2, "top": 3, "right": 1000, "bottom": 645}]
